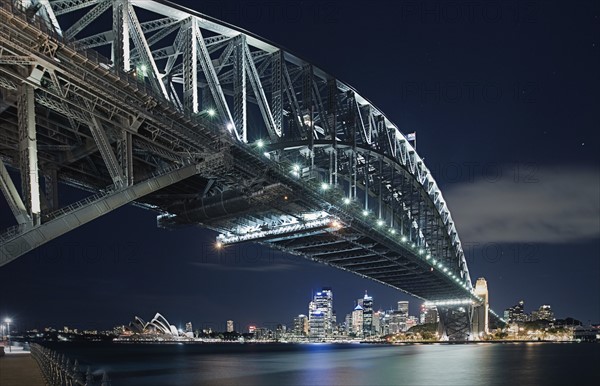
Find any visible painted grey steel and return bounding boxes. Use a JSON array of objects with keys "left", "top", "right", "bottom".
[{"left": 0, "top": 0, "right": 505, "bottom": 338}]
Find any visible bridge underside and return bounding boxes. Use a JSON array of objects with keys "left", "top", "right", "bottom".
[{"left": 0, "top": 0, "right": 505, "bottom": 336}]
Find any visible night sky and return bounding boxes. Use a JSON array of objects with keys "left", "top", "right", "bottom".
[{"left": 1, "top": 0, "right": 598, "bottom": 332}]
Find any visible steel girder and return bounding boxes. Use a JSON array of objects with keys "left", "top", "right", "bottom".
[{"left": 0, "top": 0, "right": 489, "bottom": 317}]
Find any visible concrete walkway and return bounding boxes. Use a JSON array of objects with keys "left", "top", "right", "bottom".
[{"left": 0, "top": 350, "right": 46, "bottom": 386}]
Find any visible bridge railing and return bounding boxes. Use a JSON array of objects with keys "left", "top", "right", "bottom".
[{"left": 30, "top": 343, "right": 111, "bottom": 386}]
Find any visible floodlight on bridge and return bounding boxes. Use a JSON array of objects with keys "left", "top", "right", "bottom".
[
  {"left": 217, "top": 212, "right": 338, "bottom": 245},
  {"left": 424, "top": 299, "right": 474, "bottom": 307}
]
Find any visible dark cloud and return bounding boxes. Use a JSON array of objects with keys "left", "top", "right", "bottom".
[{"left": 445, "top": 167, "right": 600, "bottom": 244}]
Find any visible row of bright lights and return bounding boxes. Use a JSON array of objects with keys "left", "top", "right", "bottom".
[
  {"left": 424, "top": 299, "right": 474, "bottom": 307},
  {"left": 248, "top": 143, "right": 479, "bottom": 298},
  {"left": 296, "top": 161, "right": 472, "bottom": 291}
]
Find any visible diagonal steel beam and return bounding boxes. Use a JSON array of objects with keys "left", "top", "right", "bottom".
[
  {"left": 127, "top": 3, "right": 169, "bottom": 99},
  {"left": 0, "top": 158, "right": 29, "bottom": 225},
  {"left": 51, "top": 0, "right": 102, "bottom": 16},
  {"left": 64, "top": 0, "right": 111, "bottom": 40},
  {"left": 244, "top": 38, "right": 278, "bottom": 142},
  {"left": 86, "top": 104, "right": 125, "bottom": 188},
  {"left": 233, "top": 35, "right": 246, "bottom": 142},
  {"left": 0, "top": 163, "right": 201, "bottom": 266},
  {"left": 194, "top": 20, "right": 235, "bottom": 134},
  {"left": 182, "top": 18, "right": 198, "bottom": 114}
]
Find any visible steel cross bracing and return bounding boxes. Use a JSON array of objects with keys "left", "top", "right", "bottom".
[{"left": 0, "top": 0, "right": 505, "bottom": 331}]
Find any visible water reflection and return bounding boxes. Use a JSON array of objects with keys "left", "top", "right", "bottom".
[{"left": 46, "top": 342, "right": 600, "bottom": 386}]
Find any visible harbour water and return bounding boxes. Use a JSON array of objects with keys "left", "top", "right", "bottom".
[{"left": 44, "top": 342, "right": 600, "bottom": 385}]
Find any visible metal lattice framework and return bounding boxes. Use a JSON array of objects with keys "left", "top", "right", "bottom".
[{"left": 0, "top": 0, "right": 504, "bottom": 339}]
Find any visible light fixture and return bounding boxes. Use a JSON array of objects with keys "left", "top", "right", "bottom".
[
  {"left": 256, "top": 139, "right": 264, "bottom": 148},
  {"left": 321, "top": 182, "right": 329, "bottom": 191},
  {"left": 207, "top": 108, "right": 216, "bottom": 117}
]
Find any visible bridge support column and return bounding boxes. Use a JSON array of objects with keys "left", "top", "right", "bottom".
[
  {"left": 18, "top": 83, "right": 41, "bottom": 227},
  {"left": 437, "top": 305, "right": 474, "bottom": 341}
]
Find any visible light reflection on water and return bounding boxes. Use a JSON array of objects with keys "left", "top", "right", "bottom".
[{"left": 45, "top": 342, "right": 600, "bottom": 386}]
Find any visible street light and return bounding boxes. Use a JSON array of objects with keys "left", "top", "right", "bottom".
[{"left": 4, "top": 318, "right": 11, "bottom": 352}]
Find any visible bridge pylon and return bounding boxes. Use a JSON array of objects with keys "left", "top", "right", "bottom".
[{"left": 437, "top": 304, "right": 475, "bottom": 341}]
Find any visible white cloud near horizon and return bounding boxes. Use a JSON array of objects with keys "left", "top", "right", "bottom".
[{"left": 443, "top": 166, "right": 600, "bottom": 244}]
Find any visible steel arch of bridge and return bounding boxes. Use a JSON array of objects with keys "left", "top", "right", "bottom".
[{"left": 0, "top": 0, "right": 505, "bottom": 337}]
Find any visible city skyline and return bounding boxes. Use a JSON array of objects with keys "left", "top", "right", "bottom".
[
  {"left": 0, "top": 0, "right": 598, "bottom": 331},
  {"left": 0, "top": 282, "right": 581, "bottom": 333}
]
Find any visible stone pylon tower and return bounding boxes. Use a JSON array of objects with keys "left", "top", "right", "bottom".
[{"left": 473, "top": 277, "right": 489, "bottom": 337}]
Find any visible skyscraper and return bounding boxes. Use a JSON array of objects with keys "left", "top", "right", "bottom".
[
  {"left": 352, "top": 304, "right": 364, "bottom": 336},
  {"left": 226, "top": 320, "right": 234, "bottom": 333},
  {"left": 293, "top": 314, "right": 309, "bottom": 337},
  {"left": 362, "top": 291, "right": 373, "bottom": 336},
  {"left": 397, "top": 301, "right": 409, "bottom": 331},
  {"left": 309, "top": 288, "right": 334, "bottom": 339},
  {"left": 419, "top": 304, "right": 439, "bottom": 325},
  {"left": 531, "top": 305, "right": 554, "bottom": 321},
  {"left": 505, "top": 300, "right": 528, "bottom": 323}
]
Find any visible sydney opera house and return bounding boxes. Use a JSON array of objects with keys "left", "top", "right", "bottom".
[{"left": 119, "top": 313, "right": 186, "bottom": 341}]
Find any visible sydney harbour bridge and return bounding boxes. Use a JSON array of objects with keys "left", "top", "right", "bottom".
[{"left": 0, "top": 0, "right": 503, "bottom": 340}]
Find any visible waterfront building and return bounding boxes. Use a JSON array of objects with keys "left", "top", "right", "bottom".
[
  {"left": 293, "top": 314, "right": 309, "bottom": 337},
  {"left": 372, "top": 311, "right": 382, "bottom": 335},
  {"left": 397, "top": 301, "right": 409, "bottom": 331},
  {"left": 406, "top": 316, "right": 418, "bottom": 330},
  {"left": 309, "top": 309, "right": 325, "bottom": 339},
  {"left": 531, "top": 305, "right": 555, "bottom": 321},
  {"left": 505, "top": 300, "right": 528, "bottom": 323},
  {"left": 351, "top": 304, "right": 363, "bottom": 336},
  {"left": 362, "top": 291, "right": 373, "bottom": 336},
  {"left": 226, "top": 320, "right": 234, "bottom": 333},
  {"left": 185, "top": 322, "right": 193, "bottom": 333},
  {"left": 123, "top": 313, "right": 180, "bottom": 339},
  {"left": 344, "top": 313, "right": 352, "bottom": 335},
  {"left": 419, "top": 304, "right": 439, "bottom": 324},
  {"left": 276, "top": 324, "right": 286, "bottom": 339},
  {"left": 573, "top": 325, "right": 600, "bottom": 342},
  {"left": 309, "top": 288, "right": 334, "bottom": 339}
]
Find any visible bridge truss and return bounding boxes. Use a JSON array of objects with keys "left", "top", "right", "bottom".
[{"left": 0, "top": 0, "right": 503, "bottom": 339}]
